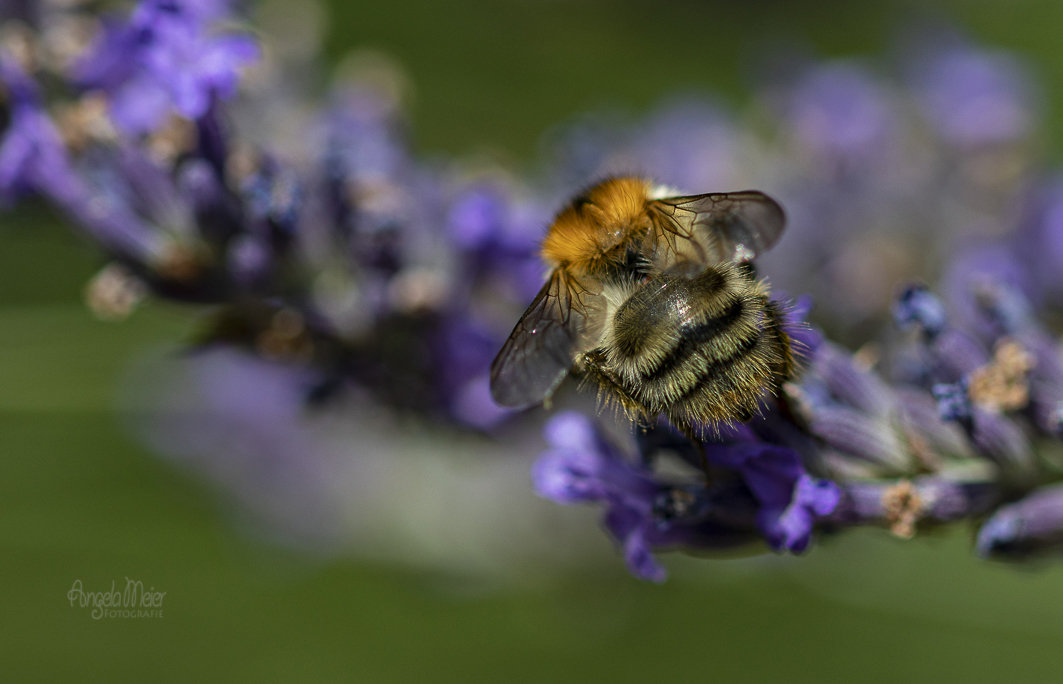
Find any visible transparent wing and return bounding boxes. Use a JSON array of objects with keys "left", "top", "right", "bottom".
[
  {"left": 489, "top": 271, "right": 584, "bottom": 408},
  {"left": 645, "top": 190, "right": 786, "bottom": 269}
]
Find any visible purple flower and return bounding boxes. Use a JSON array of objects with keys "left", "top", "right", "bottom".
[
  {"left": 893, "top": 283, "right": 947, "bottom": 340},
  {"left": 324, "top": 88, "right": 410, "bottom": 195},
  {"left": 1019, "top": 331, "right": 1063, "bottom": 437},
  {"left": 177, "top": 157, "right": 225, "bottom": 209},
  {"left": 533, "top": 413, "right": 657, "bottom": 505},
  {"left": 436, "top": 318, "right": 514, "bottom": 429},
  {"left": 706, "top": 441, "right": 839, "bottom": 552},
  {"left": 227, "top": 234, "right": 271, "bottom": 287},
  {"left": 451, "top": 374, "right": 513, "bottom": 430},
  {"left": 808, "top": 340, "right": 893, "bottom": 415},
  {"left": 909, "top": 38, "right": 1037, "bottom": 146},
  {"left": 532, "top": 414, "right": 771, "bottom": 581},
  {"left": 242, "top": 162, "right": 302, "bottom": 236},
  {"left": 443, "top": 183, "right": 547, "bottom": 327},
  {"left": 786, "top": 62, "right": 896, "bottom": 163},
  {"left": 6, "top": 1, "right": 1063, "bottom": 584},
  {"left": 0, "top": 52, "right": 82, "bottom": 204},
  {"left": 793, "top": 342, "right": 912, "bottom": 475},
  {"left": 831, "top": 478, "right": 997, "bottom": 535},
  {"left": 73, "top": 0, "right": 259, "bottom": 134},
  {"left": 893, "top": 282, "right": 990, "bottom": 385},
  {"left": 968, "top": 407, "right": 1036, "bottom": 485},
  {"left": 890, "top": 283, "right": 1038, "bottom": 482},
  {"left": 807, "top": 405, "right": 910, "bottom": 474},
  {"left": 942, "top": 247, "right": 1036, "bottom": 343},
  {"left": 893, "top": 387, "right": 975, "bottom": 462},
  {"left": 0, "top": 55, "right": 177, "bottom": 262},
  {"left": 1020, "top": 179, "right": 1063, "bottom": 305},
  {"left": 532, "top": 411, "right": 667, "bottom": 581},
  {"left": 631, "top": 97, "right": 737, "bottom": 191},
  {"left": 977, "top": 484, "right": 1063, "bottom": 558},
  {"left": 71, "top": 145, "right": 191, "bottom": 264},
  {"left": 767, "top": 475, "right": 841, "bottom": 552},
  {"left": 932, "top": 381, "right": 973, "bottom": 428},
  {"left": 131, "top": 347, "right": 342, "bottom": 545},
  {"left": 448, "top": 185, "right": 508, "bottom": 252}
]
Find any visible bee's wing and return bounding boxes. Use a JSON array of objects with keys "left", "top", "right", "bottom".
[
  {"left": 646, "top": 191, "right": 786, "bottom": 268},
  {"left": 490, "top": 270, "right": 583, "bottom": 408}
]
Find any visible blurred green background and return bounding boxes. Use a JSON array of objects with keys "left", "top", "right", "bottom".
[{"left": 5, "top": 0, "right": 1063, "bottom": 681}]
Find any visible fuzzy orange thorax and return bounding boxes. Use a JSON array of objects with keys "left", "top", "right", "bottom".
[{"left": 540, "top": 177, "right": 653, "bottom": 277}]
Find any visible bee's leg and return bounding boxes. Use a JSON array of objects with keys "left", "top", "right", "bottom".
[
  {"left": 765, "top": 297, "right": 799, "bottom": 382},
  {"left": 577, "top": 350, "right": 653, "bottom": 419},
  {"left": 674, "top": 420, "right": 711, "bottom": 486},
  {"left": 772, "top": 384, "right": 807, "bottom": 431},
  {"left": 633, "top": 415, "right": 660, "bottom": 467},
  {"left": 761, "top": 297, "right": 807, "bottom": 429},
  {"left": 579, "top": 352, "right": 713, "bottom": 483},
  {"left": 762, "top": 296, "right": 796, "bottom": 381}
]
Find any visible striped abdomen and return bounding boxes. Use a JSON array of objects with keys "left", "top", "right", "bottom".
[{"left": 596, "top": 263, "right": 792, "bottom": 430}]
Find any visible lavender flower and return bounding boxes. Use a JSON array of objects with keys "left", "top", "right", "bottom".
[
  {"left": 784, "top": 62, "right": 896, "bottom": 168},
  {"left": 73, "top": 0, "right": 259, "bottom": 135},
  {"left": 893, "top": 284, "right": 948, "bottom": 341},
  {"left": 977, "top": 484, "right": 1063, "bottom": 558},
  {"left": 533, "top": 412, "right": 671, "bottom": 581},
  {"left": 0, "top": 51, "right": 80, "bottom": 203},
  {"left": 130, "top": 347, "right": 345, "bottom": 546},
  {"left": 532, "top": 411, "right": 842, "bottom": 579},
  {"left": 907, "top": 37, "right": 1037, "bottom": 147},
  {"left": 833, "top": 477, "right": 997, "bottom": 537},
  {"left": 6, "top": 1, "right": 1063, "bottom": 585},
  {"left": 704, "top": 440, "right": 840, "bottom": 553}
]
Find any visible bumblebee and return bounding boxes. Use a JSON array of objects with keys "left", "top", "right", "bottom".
[{"left": 489, "top": 176, "right": 793, "bottom": 435}]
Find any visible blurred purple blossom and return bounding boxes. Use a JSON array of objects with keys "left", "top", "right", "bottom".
[
  {"left": 73, "top": 0, "right": 258, "bottom": 134},
  {"left": 632, "top": 98, "right": 737, "bottom": 191},
  {"left": 978, "top": 484, "right": 1063, "bottom": 558},
  {"left": 893, "top": 284, "right": 948, "bottom": 341},
  {"left": 132, "top": 347, "right": 345, "bottom": 545},
  {"left": 0, "top": 51, "right": 80, "bottom": 203},
  {"left": 908, "top": 39, "right": 1037, "bottom": 147},
  {"left": 533, "top": 412, "right": 669, "bottom": 581},
  {"left": 786, "top": 62, "right": 896, "bottom": 165}
]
